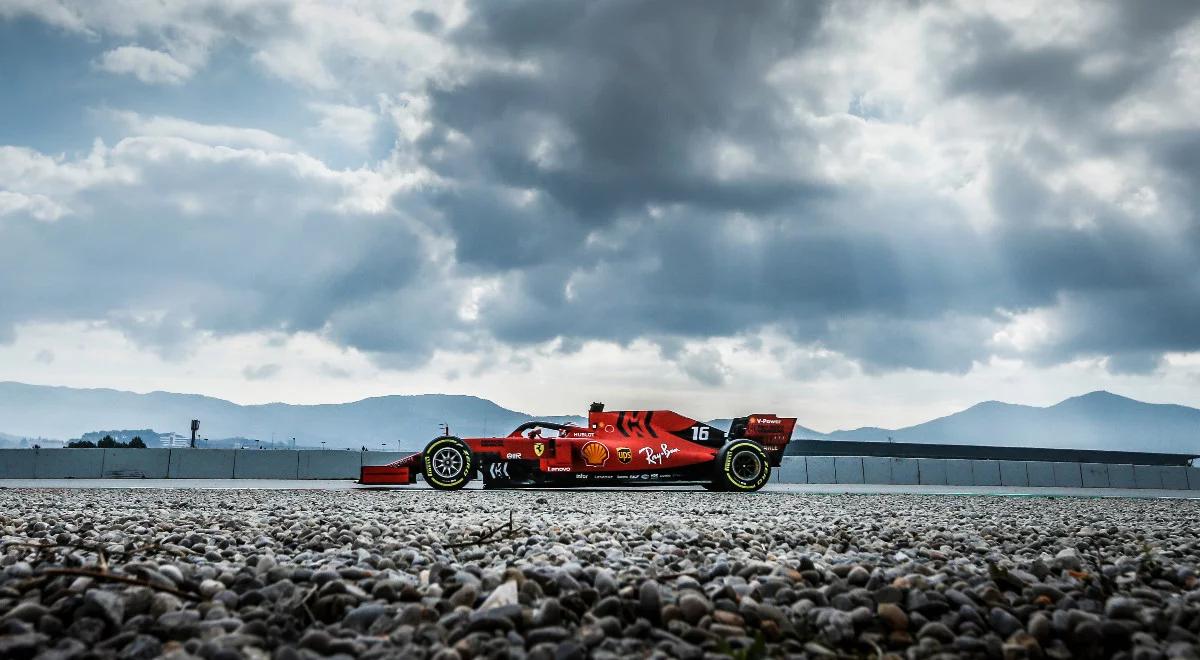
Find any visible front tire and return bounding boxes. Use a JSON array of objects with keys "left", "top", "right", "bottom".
[
  {"left": 423, "top": 436, "right": 473, "bottom": 490},
  {"left": 714, "top": 441, "right": 771, "bottom": 492}
]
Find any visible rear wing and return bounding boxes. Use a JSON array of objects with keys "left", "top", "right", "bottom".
[
  {"left": 729, "top": 414, "right": 795, "bottom": 467},
  {"left": 729, "top": 414, "right": 795, "bottom": 448}
]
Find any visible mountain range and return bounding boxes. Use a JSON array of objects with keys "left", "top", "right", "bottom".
[
  {"left": 0, "top": 382, "right": 582, "bottom": 450},
  {"left": 0, "top": 382, "right": 1197, "bottom": 454},
  {"left": 822, "top": 390, "right": 1200, "bottom": 454}
]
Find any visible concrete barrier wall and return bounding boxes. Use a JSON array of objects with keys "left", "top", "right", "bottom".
[
  {"left": 1108, "top": 464, "right": 1136, "bottom": 488},
  {"left": 917, "top": 459, "right": 947, "bottom": 485},
  {"left": 806, "top": 456, "right": 836, "bottom": 484},
  {"left": 780, "top": 456, "right": 807, "bottom": 484},
  {"left": 834, "top": 457, "right": 864, "bottom": 483},
  {"left": 299, "top": 450, "right": 362, "bottom": 479},
  {"left": 971, "top": 460, "right": 1001, "bottom": 487},
  {"left": 1081, "top": 463, "right": 1109, "bottom": 488},
  {"left": 863, "top": 457, "right": 890, "bottom": 484},
  {"left": 1161, "top": 467, "right": 1189, "bottom": 490},
  {"left": 946, "top": 459, "right": 974, "bottom": 486},
  {"left": 1188, "top": 468, "right": 1200, "bottom": 490},
  {"left": 35, "top": 449, "right": 104, "bottom": 478},
  {"left": 999, "top": 461, "right": 1028, "bottom": 487},
  {"left": 1133, "top": 465, "right": 1163, "bottom": 489},
  {"left": 234, "top": 450, "right": 299, "bottom": 479},
  {"left": 168, "top": 449, "right": 236, "bottom": 478},
  {"left": 1053, "top": 462, "right": 1084, "bottom": 488},
  {"left": 102, "top": 448, "right": 170, "bottom": 478},
  {"left": 0, "top": 449, "right": 37, "bottom": 478},
  {"left": 890, "top": 458, "right": 919, "bottom": 485},
  {"left": 1027, "top": 461, "right": 1055, "bottom": 487}
]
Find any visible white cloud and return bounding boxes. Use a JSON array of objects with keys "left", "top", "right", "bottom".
[
  {"left": 106, "top": 110, "right": 292, "bottom": 151},
  {"left": 0, "top": 190, "right": 68, "bottom": 221},
  {"left": 0, "top": 142, "right": 137, "bottom": 220},
  {"left": 95, "top": 46, "right": 194, "bottom": 85},
  {"left": 308, "top": 102, "right": 378, "bottom": 152},
  {"left": 242, "top": 363, "right": 282, "bottom": 380}
]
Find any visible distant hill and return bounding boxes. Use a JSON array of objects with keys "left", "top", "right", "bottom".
[
  {"left": 828, "top": 391, "right": 1200, "bottom": 454},
  {"left": 0, "top": 382, "right": 583, "bottom": 450},
  {"left": 1, "top": 383, "right": 1196, "bottom": 455}
]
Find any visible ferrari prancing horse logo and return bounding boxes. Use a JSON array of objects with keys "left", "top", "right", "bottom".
[
  {"left": 616, "top": 447, "right": 632, "bottom": 464},
  {"left": 533, "top": 442, "right": 545, "bottom": 457}
]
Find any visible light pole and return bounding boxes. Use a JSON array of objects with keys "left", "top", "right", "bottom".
[{"left": 320, "top": 441, "right": 326, "bottom": 451}]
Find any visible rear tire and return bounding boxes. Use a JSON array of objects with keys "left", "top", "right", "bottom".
[
  {"left": 423, "top": 436, "right": 473, "bottom": 490},
  {"left": 715, "top": 441, "right": 771, "bottom": 492}
]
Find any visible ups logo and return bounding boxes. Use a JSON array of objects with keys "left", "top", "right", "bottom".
[{"left": 616, "top": 447, "right": 632, "bottom": 464}]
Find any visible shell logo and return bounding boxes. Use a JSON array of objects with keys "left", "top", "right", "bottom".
[{"left": 581, "top": 441, "right": 610, "bottom": 467}]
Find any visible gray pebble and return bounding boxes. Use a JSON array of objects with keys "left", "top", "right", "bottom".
[
  {"left": 638, "top": 580, "right": 662, "bottom": 623},
  {"left": 990, "top": 607, "right": 1023, "bottom": 638},
  {"left": 678, "top": 592, "right": 711, "bottom": 624},
  {"left": 82, "top": 589, "right": 124, "bottom": 629}
]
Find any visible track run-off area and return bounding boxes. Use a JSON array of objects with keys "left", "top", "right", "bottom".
[{"left": 2, "top": 485, "right": 1200, "bottom": 658}]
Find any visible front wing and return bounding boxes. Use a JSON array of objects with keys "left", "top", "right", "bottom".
[{"left": 359, "top": 452, "right": 421, "bottom": 485}]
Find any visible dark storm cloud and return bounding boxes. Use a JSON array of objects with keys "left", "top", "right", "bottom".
[
  {"left": 948, "top": 30, "right": 1147, "bottom": 113},
  {"left": 424, "top": 0, "right": 832, "bottom": 221},
  {"left": 948, "top": 1, "right": 1200, "bottom": 110},
  {"left": 415, "top": 0, "right": 1200, "bottom": 374},
  {"left": 971, "top": 113, "right": 1200, "bottom": 372},
  {"left": 430, "top": 186, "right": 586, "bottom": 271}
]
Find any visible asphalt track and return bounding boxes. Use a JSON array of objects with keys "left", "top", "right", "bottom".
[{"left": 1, "top": 478, "right": 1198, "bottom": 498}]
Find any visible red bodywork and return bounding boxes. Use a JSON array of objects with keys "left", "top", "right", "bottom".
[{"left": 359, "top": 408, "right": 796, "bottom": 487}]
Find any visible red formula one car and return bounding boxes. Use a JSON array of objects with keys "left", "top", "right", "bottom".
[{"left": 360, "top": 403, "right": 796, "bottom": 491}]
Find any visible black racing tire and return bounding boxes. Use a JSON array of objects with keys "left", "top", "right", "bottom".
[
  {"left": 422, "top": 436, "right": 474, "bottom": 490},
  {"left": 715, "top": 441, "right": 771, "bottom": 492}
]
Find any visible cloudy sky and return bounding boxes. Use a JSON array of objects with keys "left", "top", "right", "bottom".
[{"left": 1, "top": 0, "right": 1198, "bottom": 429}]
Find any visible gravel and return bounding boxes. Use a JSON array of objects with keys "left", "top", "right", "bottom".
[{"left": 1, "top": 488, "right": 1199, "bottom": 659}]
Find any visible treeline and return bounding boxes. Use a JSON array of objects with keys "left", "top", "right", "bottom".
[{"left": 67, "top": 435, "right": 147, "bottom": 449}]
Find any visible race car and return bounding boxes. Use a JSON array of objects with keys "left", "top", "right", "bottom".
[{"left": 359, "top": 403, "right": 796, "bottom": 491}]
